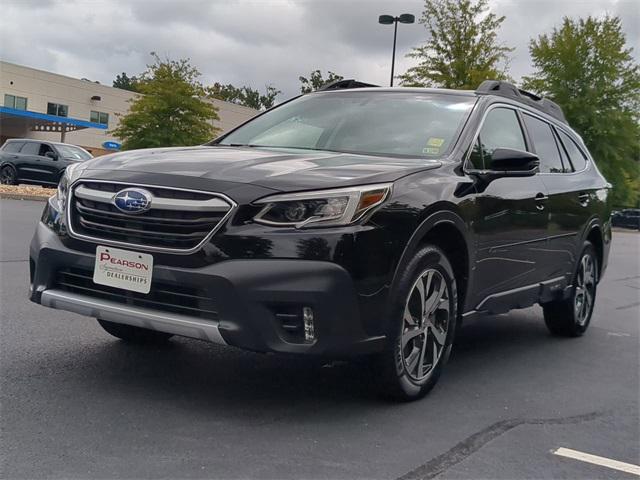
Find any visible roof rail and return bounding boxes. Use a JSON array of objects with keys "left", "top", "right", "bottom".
[
  {"left": 476, "top": 80, "right": 567, "bottom": 124},
  {"left": 317, "top": 79, "right": 379, "bottom": 91}
]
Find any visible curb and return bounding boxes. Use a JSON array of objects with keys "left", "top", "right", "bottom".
[
  {"left": 613, "top": 227, "right": 640, "bottom": 234},
  {"left": 0, "top": 193, "right": 50, "bottom": 202}
]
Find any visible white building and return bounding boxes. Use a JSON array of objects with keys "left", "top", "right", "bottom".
[{"left": 0, "top": 61, "right": 257, "bottom": 156}]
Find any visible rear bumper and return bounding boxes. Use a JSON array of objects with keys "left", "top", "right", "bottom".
[{"left": 30, "top": 222, "right": 385, "bottom": 356}]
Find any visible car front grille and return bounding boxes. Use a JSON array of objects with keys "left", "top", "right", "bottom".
[
  {"left": 54, "top": 267, "right": 218, "bottom": 320},
  {"left": 68, "top": 181, "right": 235, "bottom": 253}
]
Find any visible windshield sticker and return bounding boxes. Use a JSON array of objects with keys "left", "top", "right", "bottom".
[
  {"left": 427, "top": 137, "right": 445, "bottom": 147},
  {"left": 422, "top": 147, "right": 440, "bottom": 155}
]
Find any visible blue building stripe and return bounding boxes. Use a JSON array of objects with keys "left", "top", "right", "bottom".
[{"left": 0, "top": 106, "right": 108, "bottom": 129}]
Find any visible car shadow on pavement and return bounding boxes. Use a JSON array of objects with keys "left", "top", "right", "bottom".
[{"left": 6, "top": 307, "right": 572, "bottom": 414}]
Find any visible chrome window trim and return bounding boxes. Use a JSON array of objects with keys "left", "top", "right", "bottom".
[{"left": 66, "top": 179, "right": 237, "bottom": 255}]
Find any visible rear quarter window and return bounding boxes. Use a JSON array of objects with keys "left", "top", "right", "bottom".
[
  {"left": 2, "top": 142, "right": 24, "bottom": 153},
  {"left": 557, "top": 129, "right": 588, "bottom": 172}
]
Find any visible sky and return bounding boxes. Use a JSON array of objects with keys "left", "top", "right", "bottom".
[{"left": 1, "top": 0, "right": 638, "bottom": 101}]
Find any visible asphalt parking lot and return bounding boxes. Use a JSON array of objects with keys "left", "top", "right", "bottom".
[{"left": 1, "top": 198, "right": 638, "bottom": 479}]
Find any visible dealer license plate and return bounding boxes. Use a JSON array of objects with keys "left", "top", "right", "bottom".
[{"left": 93, "top": 246, "right": 153, "bottom": 294}]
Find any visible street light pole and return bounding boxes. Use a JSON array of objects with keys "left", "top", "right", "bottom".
[
  {"left": 390, "top": 20, "right": 398, "bottom": 87},
  {"left": 379, "top": 14, "right": 415, "bottom": 87}
]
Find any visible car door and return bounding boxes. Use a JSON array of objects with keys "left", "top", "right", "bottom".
[
  {"left": 522, "top": 114, "right": 591, "bottom": 283},
  {"left": 37, "top": 143, "right": 64, "bottom": 184},
  {"left": 15, "top": 142, "right": 49, "bottom": 183},
  {"left": 467, "top": 106, "right": 550, "bottom": 312}
]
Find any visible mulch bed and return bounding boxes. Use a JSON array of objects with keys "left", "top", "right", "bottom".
[{"left": 0, "top": 184, "right": 55, "bottom": 201}]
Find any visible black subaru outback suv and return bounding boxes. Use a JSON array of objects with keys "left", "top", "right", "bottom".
[{"left": 30, "top": 80, "right": 612, "bottom": 400}]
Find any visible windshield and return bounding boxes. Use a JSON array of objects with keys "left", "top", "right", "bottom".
[
  {"left": 56, "top": 145, "right": 92, "bottom": 161},
  {"left": 217, "top": 91, "right": 476, "bottom": 158}
]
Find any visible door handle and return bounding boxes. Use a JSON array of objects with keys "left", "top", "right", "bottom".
[
  {"left": 535, "top": 192, "right": 548, "bottom": 211},
  {"left": 578, "top": 192, "right": 590, "bottom": 206}
]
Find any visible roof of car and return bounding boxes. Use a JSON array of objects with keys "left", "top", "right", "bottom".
[
  {"left": 5, "top": 138, "right": 84, "bottom": 147},
  {"left": 313, "top": 79, "right": 567, "bottom": 124},
  {"left": 312, "top": 86, "right": 477, "bottom": 96}
]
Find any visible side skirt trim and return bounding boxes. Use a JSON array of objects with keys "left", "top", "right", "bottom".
[{"left": 462, "top": 276, "right": 567, "bottom": 317}]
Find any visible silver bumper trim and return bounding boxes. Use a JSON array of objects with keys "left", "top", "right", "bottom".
[
  {"left": 75, "top": 184, "right": 232, "bottom": 212},
  {"left": 40, "top": 289, "right": 227, "bottom": 345}
]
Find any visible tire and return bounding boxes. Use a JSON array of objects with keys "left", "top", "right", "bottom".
[
  {"left": 376, "top": 245, "right": 458, "bottom": 401},
  {"left": 543, "top": 241, "right": 597, "bottom": 337},
  {"left": 97, "top": 319, "right": 173, "bottom": 344},
  {"left": 0, "top": 165, "right": 17, "bottom": 185}
]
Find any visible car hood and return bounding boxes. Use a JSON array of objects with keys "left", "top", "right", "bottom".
[{"left": 81, "top": 145, "right": 442, "bottom": 192}]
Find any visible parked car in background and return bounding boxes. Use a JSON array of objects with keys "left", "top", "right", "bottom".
[
  {"left": 30, "top": 80, "right": 612, "bottom": 400},
  {"left": 611, "top": 209, "right": 640, "bottom": 230},
  {"left": 0, "top": 139, "right": 92, "bottom": 186}
]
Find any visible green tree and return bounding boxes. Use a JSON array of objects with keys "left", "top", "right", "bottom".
[
  {"left": 112, "top": 72, "right": 139, "bottom": 92},
  {"left": 299, "top": 70, "right": 344, "bottom": 93},
  {"left": 208, "top": 83, "right": 281, "bottom": 110},
  {"left": 523, "top": 16, "right": 640, "bottom": 207},
  {"left": 111, "top": 55, "right": 219, "bottom": 150},
  {"left": 400, "top": 0, "right": 512, "bottom": 89}
]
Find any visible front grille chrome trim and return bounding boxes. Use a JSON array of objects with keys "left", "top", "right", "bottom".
[
  {"left": 41, "top": 289, "right": 227, "bottom": 344},
  {"left": 75, "top": 184, "right": 231, "bottom": 212},
  {"left": 66, "top": 179, "right": 238, "bottom": 255}
]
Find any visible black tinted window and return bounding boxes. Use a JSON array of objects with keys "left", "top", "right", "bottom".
[
  {"left": 557, "top": 130, "right": 587, "bottom": 171},
  {"left": 2, "top": 142, "right": 24, "bottom": 153},
  {"left": 47, "top": 102, "right": 68, "bottom": 117},
  {"left": 20, "top": 142, "right": 41, "bottom": 155},
  {"left": 523, "top": 114, "right": 564, "bottom": 173}
]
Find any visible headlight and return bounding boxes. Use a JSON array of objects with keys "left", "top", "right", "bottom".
[
  {"left": 254, "top": 183, "right": 392, "bottom": 228},
  {"left": 54, "top": 173, "right": 69, "bottom": 212},
  {"left": 50, "top": 163, "right": 81, "bottom": 213}
]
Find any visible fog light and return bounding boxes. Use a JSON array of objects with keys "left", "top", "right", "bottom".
[{"left": 303, "top": 306, "right": 315, "bottom": 342}]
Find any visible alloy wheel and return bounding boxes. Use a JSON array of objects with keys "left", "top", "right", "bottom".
[
  {"left": 574, "top": 253, "right": 596, "bottom": 326},
  {"left": 401, "top": 268, "right": 450, "bottom": 381},
  {"left": 0, "top": 167, "right": 15, "bottom": 185}
]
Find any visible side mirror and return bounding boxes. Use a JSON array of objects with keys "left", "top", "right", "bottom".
[
  {"left": 486, "top": 148, "right": 539, "bottom": 177},
  {"left": 45, "top": 151, "right": 58, "bottom": 160}
]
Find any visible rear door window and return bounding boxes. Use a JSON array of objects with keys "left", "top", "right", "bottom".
[
  {"left": 522, "top": 114, "right": 564, "bottom": 173},
  {"left": 557, "top": 130, "right": 588, "bottom": 172},
  {"left": 20, "top": 142, "right": 41, "bottom": 155}
]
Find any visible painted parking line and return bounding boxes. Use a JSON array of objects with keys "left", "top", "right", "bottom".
[{"left": 553, "top": 447, "right": 640, "bottom": 476}]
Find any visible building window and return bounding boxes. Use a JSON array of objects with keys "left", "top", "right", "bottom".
[
  {"left": 90, "top": 110, "right": 109, "bottom": 125},
  {"left": 4, "top": 94, "right": 28, "bottom": 110},
  {"left": 47, "top": 102, "right": 68, "bottom": 117}
]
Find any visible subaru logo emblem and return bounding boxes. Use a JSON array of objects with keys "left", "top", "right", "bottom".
[{"left": 112, "top": 188, "right": 152, "bottom": 214}]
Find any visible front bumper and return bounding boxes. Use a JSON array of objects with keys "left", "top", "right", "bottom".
[{"left": 29, "top": 222, "right": 385, "bottom": 356}]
